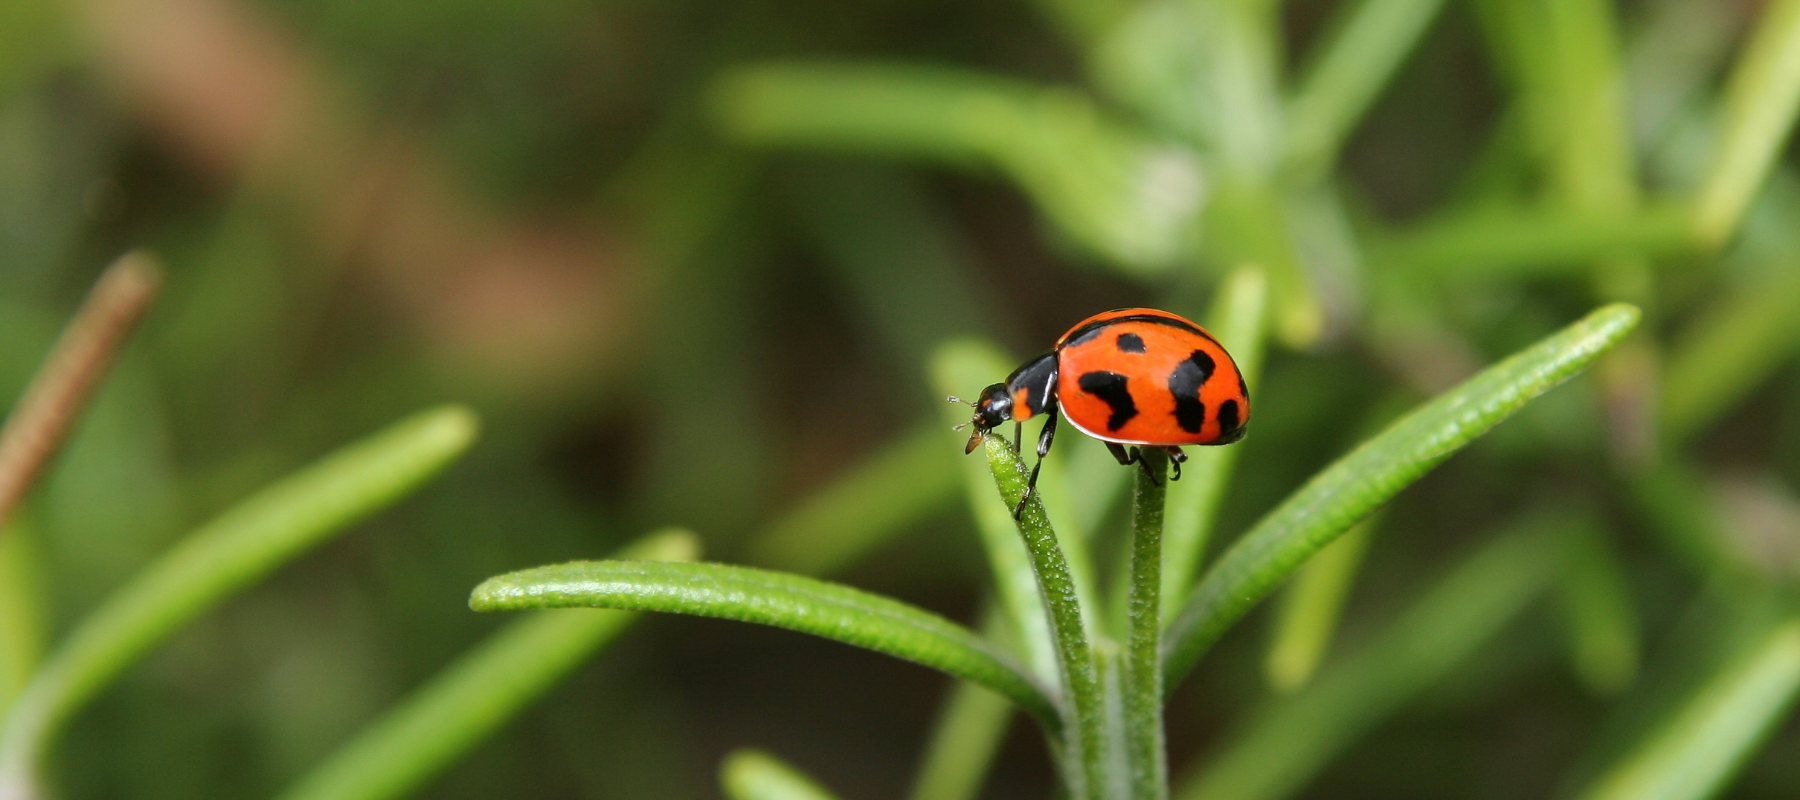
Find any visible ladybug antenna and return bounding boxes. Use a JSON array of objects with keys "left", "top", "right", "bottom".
[{"left": 946, "top": 395, "right": 976, "bottom": 407}]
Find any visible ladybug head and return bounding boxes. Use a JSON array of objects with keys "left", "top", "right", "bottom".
[{"left": 965, "top": 383, "right": 1014, "bottom": 452}]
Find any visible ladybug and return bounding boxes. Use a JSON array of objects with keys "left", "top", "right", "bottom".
[{"left": 955, "top": 308, "right": 1249, "bottom": 516}]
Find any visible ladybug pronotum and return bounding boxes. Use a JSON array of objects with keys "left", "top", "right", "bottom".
[{"left": 955, "top": 308, "right": 1250, "bottom": 516}]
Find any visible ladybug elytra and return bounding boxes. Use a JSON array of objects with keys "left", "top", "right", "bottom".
[{"left": 955, "top": 308, "right": 1249, "bottom": 517}]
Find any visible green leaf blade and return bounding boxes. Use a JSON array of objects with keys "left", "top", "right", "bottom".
[
  {"left": 0, "top": 405, "right": 479, "bottom": 783},
  {"left": 470, "top": 559, "right": 1060, "bottom": 727},
  {"left": 1162, "top": 304, "right": 1640, "bottom": 692}
]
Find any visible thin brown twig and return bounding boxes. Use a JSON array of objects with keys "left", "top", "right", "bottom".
[{"left": 0, "top": 252, "right": 162, "bottom": 533}]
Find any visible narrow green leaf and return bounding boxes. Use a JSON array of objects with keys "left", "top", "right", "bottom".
[
  {"left": 979, "top": 433, "right": 1105, "bottom": 796},
  {"left": 713, "top": 63, "right": 1202, "bottom": 275},
  {"left": 1175, "top": 515, "right": 1567, "bottom": 800},
  {"left": 1163, "top": 267, "right": 1267, "bottom": 617},
  {"left": 275, "top": 530, "right": 699, "bottom": 800},
  {"left": 1286, "top": 0, "right": 1452, "bottom": 174},
  {"left": 1558, "top": 526, "right": 1640, "bottom": 696},
  {"left": 1263, "top": 517, "right": 1377, "bottom": 693},
  {"left": 1571, "top": 617, "right": 1800, "bottom": 800},
  {"left": 470, "top": 559, "right": 1060, "bottom": 727},
  {"left": 0, "top": 405, "right": 478, "bottom": 784},
  {"left": 1163, "top": 304, "right": 1640, "bottom": 692},
  {"left": 749, "top": 424, "right": 958, "bottom": 576},
  {"left": 722, "top": 750, "right": 845, "bottom": 800},
  {"left": 1694, "top": 0, "right": 1800, "bottom": 247},
  {"left": 906, "top": 680, "right": 1014, "bottom": 800}
]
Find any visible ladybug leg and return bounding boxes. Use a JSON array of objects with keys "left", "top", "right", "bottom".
[
  {"left": 1165, "top": 446, "right": 1186, "bottom": 481},
  {"left": 1106, "top": 442, "right": 1163, "bottom": 486},
  {"left": 1013, "top": 422, "right": 1023, "bottom": 454},
  {"left": 1012, "top": 409, "right": 1059, "bottom": 519}
]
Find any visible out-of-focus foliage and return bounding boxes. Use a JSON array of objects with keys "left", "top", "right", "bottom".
[{"left": 2, "top": 0, "right": 1800, "bottom": 797}]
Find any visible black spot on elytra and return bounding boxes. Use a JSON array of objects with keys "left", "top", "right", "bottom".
[
  {"left": 1216, "top": 399, "right": 1240, "bottom": 438},
  {"left": 1077, "top": 371, "right": 1137, "bottom": 431},
  {"left": 1115, "top": 333, "right": 1146, "bottom": 353},
  {"left": 1167, "top": 350, "right": 1216, "bottom": 433}
]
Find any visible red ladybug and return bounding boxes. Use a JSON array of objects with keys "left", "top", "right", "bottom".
[{"left": 956, "top": 308, "right": 1249, "bottom": 516}]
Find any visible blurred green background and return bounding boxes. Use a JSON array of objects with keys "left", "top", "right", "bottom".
[{"left": 4, "top": 0, "right": 1800, "bottom": 797}]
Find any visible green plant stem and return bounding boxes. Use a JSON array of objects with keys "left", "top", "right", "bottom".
[
  {"left": 1162, "top": 267, "right": 1267, "bottom": 616},
  {"left": 981, "top": 433, "right": 1105, "bottom": 798},
  {"left": 1125, "top": 448, "right": 1167, "bottom": 800},
  {"left": 470, "top": 558, "right": 1060, "bottom": 728},
  {"left": 1161, "top": 304, "right": 1640, "bottom": 694},
  {"left": 721, "top": 749, "right": 845, "bottom": 800},
  {"left": 0, "top": 405, "right": 478, "bottom": 790},
  {"left": 276, "top": 529, "right": 699, "bottom": 800}
]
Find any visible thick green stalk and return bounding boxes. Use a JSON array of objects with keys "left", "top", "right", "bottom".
[
  {"left": 1125, "top": 449, "right": 1168, "bottom": 800},
  {"left": 0, "top": 406, "right": 477, "bottom": 790},
  {"left": 981, "top": 434, "right": 1106, "bottom": 798}
]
